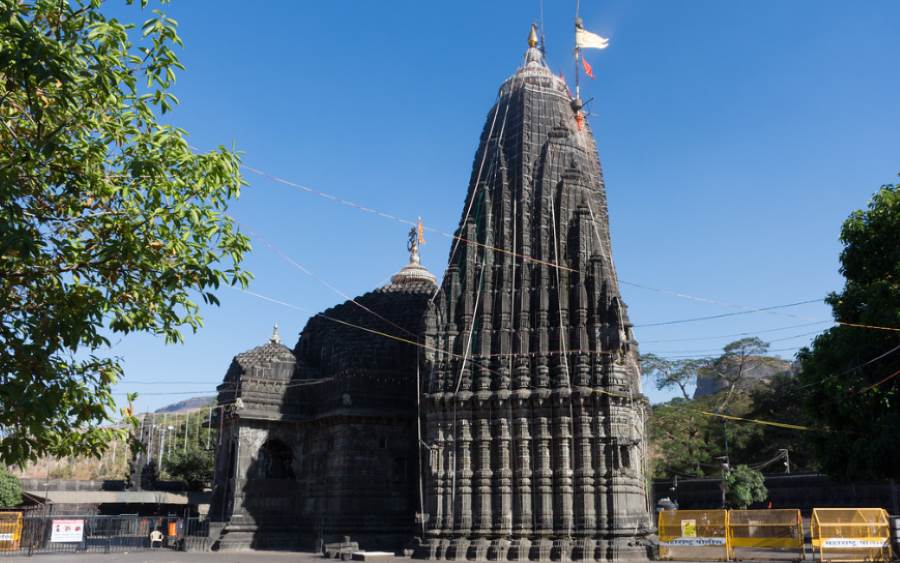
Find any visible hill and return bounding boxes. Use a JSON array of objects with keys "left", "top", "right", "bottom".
[{"left": 154, "top": 396, "right": 216, "bottom": 413}]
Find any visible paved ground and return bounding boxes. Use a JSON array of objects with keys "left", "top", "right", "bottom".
[{"left": 0, "top": 551, "right": 343, "bottom": 563}]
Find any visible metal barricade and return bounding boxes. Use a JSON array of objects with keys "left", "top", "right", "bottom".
[
  {"left": 728, "top": 509, "right": 804, "bottom": 561},
  {"left": 659, "top": 509, "right": 730, "bottom": 561},
  {"left": 811, "top": 508, "right": 892, "bottom": 562},
  {"left": 0, "top": 511, "right": 23, "bottom": 551}
]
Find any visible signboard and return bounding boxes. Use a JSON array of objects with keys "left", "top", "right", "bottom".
[
  {"left": 681, "top": 519, "right": 697, "bottom": 538},
  {"left": 51, "top": 519, "right": 84, "bottom": 543},
  {"left": 661, "top": 537, "right": 727, "bottom": 547},
  {"left": 821, "top": 538, "right": 889, "bottom": 548},
  {"left": 0, "top": 533, "right": 14, "bottom": 541}
]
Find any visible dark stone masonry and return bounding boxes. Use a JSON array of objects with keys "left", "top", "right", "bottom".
[{"left": 210, "top": 33, "right": 652, "bottom": 560}]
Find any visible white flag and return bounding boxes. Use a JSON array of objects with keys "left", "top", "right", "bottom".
[{"left": 576, "top": 27, "right": 609, "bottom": 50}]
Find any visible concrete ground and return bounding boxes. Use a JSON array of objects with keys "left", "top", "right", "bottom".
[
  {"left": 0, "top": 551, "right": 335, "bottom": 563},
  {"left": 6, "top": 552, "right": 896, "bottom": 563}
]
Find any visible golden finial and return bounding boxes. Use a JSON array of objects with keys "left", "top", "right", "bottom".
[{"left": 528, "top": 23, "right": 539, "bottom": 48}]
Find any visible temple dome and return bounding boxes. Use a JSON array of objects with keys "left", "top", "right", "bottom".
[{"left": 388, "top": 247, "right": 437, "bottom": 287}]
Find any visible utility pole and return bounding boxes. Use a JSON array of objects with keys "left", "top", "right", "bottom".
[
  {"left": 158, "top": 425, "right": 166, "bottom": 464},
  {"left": 718, "top": 456, "right": 731, "bottom": 508},
  {"left": 779, "top": 448, "right": 791, "bottom": 474},
  {"left": 206, "top": 406, "right": 213, "bottom": 450}
]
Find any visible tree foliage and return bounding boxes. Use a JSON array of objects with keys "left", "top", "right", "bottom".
[
  {"left": 163, "top": 445, "right": 212, "bottom": 491},
  {"left": 723, "top": 464, "right": 767, "bottom": 509},
  {"left": 797, "top": 181, "right": 900, "bottom": 480},
  {"left": 641, "top": 354, "right": 705, "bottom": 400},
  {"left": 649, "top": 394, "right": 762, "bottom": 478},
  {"left": 744, "top": 373, "right": 817, "bottom": 472},
  {"left": 0, "top": 466, "right": 23, "bottom": 507},
  {"left": 0, "top": 0, "right": 251, "bottom": 466}
]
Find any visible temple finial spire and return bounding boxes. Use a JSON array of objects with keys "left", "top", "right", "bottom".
[
  {"left": 270, "top": 321, "right": 281, "bottom": 344},
  {"left": 407, "top": 218, "right": 425, "bottom": 265},
  {"left": 528, "top": 23, "right": 539, "bottom": 48}
]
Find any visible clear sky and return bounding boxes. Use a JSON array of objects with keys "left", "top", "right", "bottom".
[{"left": 104, "top": 0, "right": 900, "bottom": 413}]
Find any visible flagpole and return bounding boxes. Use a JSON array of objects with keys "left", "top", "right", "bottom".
[
  {"left": 574, "top": 46, "right": 581, "bottom": 100},
  {"left": 574, "top": 0, "right": 585, "bottom": 101}
]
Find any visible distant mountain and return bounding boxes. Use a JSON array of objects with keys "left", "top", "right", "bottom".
[{"left": 154, "top": 396, "right": 216, "bottom": 413}]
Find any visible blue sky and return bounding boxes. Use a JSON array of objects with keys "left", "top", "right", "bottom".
[{"left": 105, "top": 1, "right": 900, "bottom": 412}]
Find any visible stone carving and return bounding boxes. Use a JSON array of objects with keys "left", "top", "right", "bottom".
[
  {"left": 210, "top": 29, "right": 651, "bottom": 561},
  {"left": 416, "top": 35, "right": 652, "bottom": 561}
]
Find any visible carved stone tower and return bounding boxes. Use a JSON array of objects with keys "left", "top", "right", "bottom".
[{"left": 418, "top": 32, "right": 652, "bottom": 561}]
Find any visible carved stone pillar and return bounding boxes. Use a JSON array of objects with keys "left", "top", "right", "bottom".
[
  {"left": 553, "top": 403, "right": 574, "bottom": 536},
  {"left": 593, "top": 394, "right": 609, "bottom": 536},
  {"left": 493, "top": 403, "right": 513, "bottom": 536},
  {"left": 453, "top": 414, "right": 473, "bottom": 535},
  {"left": 532, "top": 399, "right": 554, "bottom": 537},
  {"left": 511, "top": 395, "right": 533, "bottom": 537},
  {"left": 473, "top": 401, "right": 493, "bottom": 536},
  {"left": 573, "top": 396, "right": 596, "bottom": 536},
  {"left": 442, "top": 407, "right": 456, "bottom": 534},
  {"left": 427, "top": 411, "right": 445, "bottom": 538}
]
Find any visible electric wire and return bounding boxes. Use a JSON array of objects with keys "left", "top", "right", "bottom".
[{"left": 235, "top": 158, "right": 900, "bottom": 335}]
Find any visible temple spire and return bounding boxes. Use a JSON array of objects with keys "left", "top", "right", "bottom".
[
  {"left": 270, "top": 321, "right": 281, "bottom": 344},
  {"left": 528, "top": 23, "right": 539, "bottom": 48}
]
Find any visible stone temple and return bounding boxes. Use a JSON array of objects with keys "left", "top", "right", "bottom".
[{"left": 210, "top": 29, "right": 652, "bottom": 560}]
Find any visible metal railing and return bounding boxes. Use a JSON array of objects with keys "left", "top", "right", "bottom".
[{"left": 0, "top": 513, "right": 211, "bottom": 556}]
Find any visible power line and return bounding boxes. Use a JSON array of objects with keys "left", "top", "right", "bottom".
[
  {"left": 238, "top": 160, "right": 900, "bottom": 334},
  {"left": 646, "top": 329, "right": 826, "bottom": 356},
  {"left": 655, "top": 345, "right": 803, "bottom": 360},
  {"left": 697, "top": 410, "right": 810, "bottom": 432},
  {"left": 634, "top": 299, "right": 822, "bottom": 328},
  {"left": 640, "top": 320, "right": 831, "bottom": 344}
]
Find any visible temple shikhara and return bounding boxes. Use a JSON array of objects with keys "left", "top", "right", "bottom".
[{"left": 210, "top": 26, "right": 652, "bottom": 560}]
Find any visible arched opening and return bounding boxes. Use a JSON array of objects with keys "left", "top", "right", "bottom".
[{"left": 256, "top": 439, "right": 295, "bottom": 479}]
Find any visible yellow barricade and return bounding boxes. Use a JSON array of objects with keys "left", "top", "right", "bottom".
[
  {"left": 811, "top": 508, "right": 892, "bottom": 562},
  {"left": 658, "top": 509, "right": 730, "bottom": 561},
  {"left": 0, "top": 511, "right": 23, "bottom": 551},
  {"left": 728, "top": 509, "right": 804, "bottom": 560}
]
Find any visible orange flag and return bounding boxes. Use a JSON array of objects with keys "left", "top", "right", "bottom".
[{"left": 582, "top": 56, "right": 595, "bottom": 79}]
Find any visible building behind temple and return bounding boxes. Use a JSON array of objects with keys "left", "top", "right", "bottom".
[{"left": 210, "top": 27, "right": 652, "bottom": 560}]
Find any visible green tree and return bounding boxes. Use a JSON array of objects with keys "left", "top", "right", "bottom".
[
  {"left": 797, "top": 181, "right": 900, "bottom": 480},
  {"left": 649, "top": 393, "right": 762, "bottom": 478},
  {"left": 164, "top": 445, "right": 212, "bottom": 491},
  {"left": 742, "top": 373, "right": 817, "bottom": 473},
  {"left": 701, "top": 338, "right": 780, "bottom": 410},
  {"left": 0, "top": 0, "right": 251, "bottom": 466},
  {"left": 641, "top": 354, "right": 706, "bottom": 400},
  {"left": 723, "top": 464, "right": 767, "bottom": 508},
  {"left": 0, "top": 467, "right": 23, "bottom": 507}
]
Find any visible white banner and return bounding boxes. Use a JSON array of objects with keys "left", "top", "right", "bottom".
[
  {"left": 575, "top": 27, "right": 609, "bottom": 50},
  {"left": 51, "top": 519, "right": 84, "bottom": 543},
  {"left": 822, "top": 538, "right": 888, "bottom": 548},
  {"left": 0, "top": 533, "right": 15, "bottom": 541},
  {"left": 661, "top": 537, "right": 727, "bottom": 547}
]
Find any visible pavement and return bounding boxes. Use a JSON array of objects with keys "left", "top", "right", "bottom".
[
  {"left": 0, "top": 555, "right": 817, "bottom": 563},
  {"left": 0, "top": 552, "right": 337, "bottom": 563}
]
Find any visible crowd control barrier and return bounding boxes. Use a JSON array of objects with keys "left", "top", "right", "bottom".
[
  {"left": 658, "top": 509, "right": 730, "bottom": 561},
  {"left": 811, "top": 508, "right": 892, "bottom": 562},
  {"left": 0, "top": 511, "right": 23, "bottom": 551},
  {"left": 728, "top": 509, "right": 804, "bottom": 560}
]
